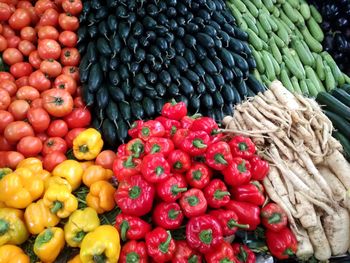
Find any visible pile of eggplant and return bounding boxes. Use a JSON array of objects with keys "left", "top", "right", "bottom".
[{"left": 78, "top": 0, "right": 265, "bottom": 147}]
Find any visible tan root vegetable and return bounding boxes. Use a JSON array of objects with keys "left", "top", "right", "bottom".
[
  {"left": 325, "top": 150, "right": 350, "bottom": 189},
  {"left": 270, "top": 80, "right": 300, "bottom": 110},
  {"left": 294, "top": 192, "right": 317, "bottom": 229},
  {"left": 318, "top": 166, "right": 347, "bottom": 202},
  {"left": 290, "top": 224, "right": 314, "bottom": 261}
]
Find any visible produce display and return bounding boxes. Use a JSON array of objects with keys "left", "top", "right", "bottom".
[
  {"left": 223, "top": 80, "right": 350, "bottom": 261},
  {"left": 77, "top": 0, "right": 267, "bottom": 147},
  {"left": 227, "top": 0, "right": 350, "bottom": 96}
]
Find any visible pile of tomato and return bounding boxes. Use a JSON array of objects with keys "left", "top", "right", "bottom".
[{"left": 0, "top": 0, "right": 90, "bottom": 170}]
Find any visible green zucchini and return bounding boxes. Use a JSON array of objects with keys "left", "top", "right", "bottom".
[
  {"left": 324, "top": 110, "right": 350, "bottom": 138},
  {"left": 317, "top": 92, "right": 350, "bottom": 120},
  {"left": 331, "top": 89, "right": 350, "bottom": 108},
  {"left": 332, "top": 132, "right": 350, "bottom": 159}
]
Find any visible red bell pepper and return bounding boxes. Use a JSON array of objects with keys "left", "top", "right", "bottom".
[
  {"left": 172, "top": 129, "right": 189, "bottom": 148},
  {"left": 261, "top": 203, "right": 288, "bottom": 232},
  {"left": 115, "top": 214, "right": 151, "bottom": 241},
  {"left": 205, "top": 241, "right": 236, "bottom": 263},
  {"left": 225, "top": 200, "right": 261, "bottom": 231},
  {"left": 203, "top": 179, "right": 230, "bottom": 208},
  {"left": 138, "top": 120, "right": 165, "bottom": 141},
  {"left": 222, "top": 158, "right": 251, "bottom": 187},
  {"left": 205, "top": 141, "right": 233, "bottom": 170},
  {"left": 232, "top": 243, "right": 256, "bottom": 263},
  {"left": 113, "top": 156, "right": 141, "bottom": 182},
  {"left": 141, "top": 153, "right": 171, "bottom": 183},
  {"left": 117, "top": 144, "right": 127, "bottom": 157},
  {"left": 190, "top": 117, "right": 219, "bottom": 135},
  {"left": 126, "top": 138, "right": 145, "bottom": 158},
  {"left": 231, "top": 181, "right": 265, "bottom": 206},
  {"left": 152, "top": 202, "right": 184, "bottom": 230},
  {"left": 145, "top": 137, "right": 174, "bottom": 157},
  {"left": 119, "top": 240, "right": 148, "bottom": 263},
  {"left": 128, "top": 120, "right": 144, "bottom": 138},
  {"left": 156, "top": 174, "right": 187, "bottom": 202},
  {"left": 172, "top": 240, "right": 202, "bottom": 263},
  {"left": 186, "top": 214, "right": 223, "bottom": 254},
  {"left": 229, "top": 136, "right": 256, "bottom": 159},
  {"left": 249, "top": 155, "right": 269, "bottom": 181},
  {"left": 181, "top": 130, "right": 210, "bottom": 156},
  {"left": 209, "top": 209, "right": 249, "bottom": 236},
  {"left": 115, "top": 174, "right": 155, "bottom": 217},
  {"left": 145, "top": 227, "right": 176, "bottom": 263},
  {"left": 167, "top": 149, "right": 192, "bottom": 173},
  {"left": 161, "top": 99, "right": 187, "bottom": 120},
  {"left": 186, "top": 163, "right": 212, "bottom": 189},
  {"left": 155, "top": 116, "right": 181, "bottom": 138},
  {"left": 265, "top": 227, "right": 298, "bottom": 259},
  {"left": 180, "top": 114, "right": 201, "bottom": 129},
  {"left": 179, "top": 189, "right": 207, "bottom": 218}
]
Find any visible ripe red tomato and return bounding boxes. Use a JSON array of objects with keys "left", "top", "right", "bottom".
[
  {"left": 17, "top": 1, "right": 33, "bottom": 9},
  {"left": 28, "top": 50, "right": 42, "bottom": 69},
  {"left": 16, "top": 85, "right": 40, "bottom": 102},
  {"left": 9, "top": 8, "right": 31, "bottom": 30},
  {"left": 53, "top": 74, "right": 76, "bottom": 95},
  {"left": 62, "top": 66, "right": 79, "bottom": 82},
  {"left": 28, "top": 70, "right": 51, "bottom": 91},
  {"left": 39, "top": 8, "right": 58, "bottom": 26},
  {"left": 10, "top": 62, "right": 33, "bottom": 78},
  {"left": 27, "top": 107, "right": 50, "bottom": 132},
  {"left": 42, "top": 88, "right": 73, "bottom": 117},
  {"left": 64, "top": 107, "right": 91, "bottom": 129},
  {"left": 8, "top": 99, "right": 30, "bottom": 120},
  {"left": 0, "top": 110, "right": 14, "bottom": 133},
  {"left": 0, "top": 72, "right": 15, "bottom": 82},
  {"left": 38, "top": 39, "right": 61, "bottom": 60},
  {"left": 95, "top": 150, "right": 117, "bottom": 170},
  {"left": 73, "top": 96, "right": 85, "bottom": 108},
  {"left": 0, "top": 80, "right": 17, "bottom": 96},
  {"left": 0, "top": 3, "right": 12, "bottom": 21},
  {"left": 2, "top": 24, "right": 15, "bottom": 37},
  {"left": 34, "top": 0, "right": 57, "bottom": 16},
  {"left": 3, "top": 48, "right": 23, "bottom": 65},
  {"left": 38, "top": 25, "right": 59, "bottom": 40},
  {"left": 0, "top": 88, "right": 11, "bottom": 110},
  {"left": 20, "top": 26, "right": 36, "bottom": 42},
  {"left": 62, "top": 0, "right": 82, "bottom": 15},
  {"left": 18, "top": 40, "right": 36, "bottom": 56},
  {"left": 5, "top": 151, "right": 25, "bottom": 169},
  {"left": 43, "top": 151, "right": 66, "bottom": 171},
  {"left": 17, "top": 135, "right": 43, "bottom": 157},
  {"left": 60, "top": 47, "right": 80, "bottom": 66},
  {"left": 40, "top": 59, "right": 62, "bottom": 77},
  {"left": 58, "top": 13, "right": 79, "bottom": 31},
  {"left": 7, "top": 35, "right": 21, "bottom": 48},
  {"left": 47, "top": 119, "right": 68, "bottom": 137},
  {"left": 4, "top": 121, "right": 34, "bottom": 143},
  {"left": 58, "top": 30, "right": 77, "bottom": 47},
  {"left": 36, "top": 132, "right": 48, "bottom": 143},
  {"left": 42, "top": 137, "right": 67, "bottom": 156},
  {"left": 0, "top": 135, "right": 14, "bottom": 151},
  {"left": 64, "top": 127, "right": 84, "bottom": 148},
  {"left": 15, "top": 76, "right": 29, "bottom": 88},
  {"left": 27, "top": 6, "right": 39, "bottom": 25},
  {"left": 31, "top": 98, "right": 43, "bottom": 108},
  {"left": 0, "top": 35, "right": 8, "bottom": 52}
]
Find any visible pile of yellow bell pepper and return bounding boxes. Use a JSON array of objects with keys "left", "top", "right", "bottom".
[{"left": 0, "top": 129, "right": 121, "bottom": 262}]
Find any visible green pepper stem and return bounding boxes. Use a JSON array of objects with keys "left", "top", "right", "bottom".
[
  {"left": 174, "top": 161, "right": 183, "bottom": 169},
  {"left": 188, "top": 255, "right": 199, "bottom": 263},
  {"left": 0, "top": 219, "right": 9, "bottom": 235},
  {"left": 51, "top": 201, "right": 63, "bottom": 214},
  {"left": 220, "top": 259, "right": 234, "bottom": 263},
  {"left": 36, "top": 228, "right": 54, "bottom": 247},
  {"left": 155, "top": 166, "right": 164, "bottom": 176},
  {"left": 131, "top": 142, "right": 144, "bottom": 158},
  {"left": 124, "top": 156, "right": 136, "bottom": 168},
  {"left": 214, "top": 154, "right": 227, "bottom": 165},
  {"left": 227, "top": 219, "right": 249, "bottom": 229},
  {"left": 171, "top": 185, "right": 187, "bottom": 194},
  {"left": 151, "top": 144, "right": 161, "bottom": 154},
  {"left": 79, "top": 144, "right": 89, "bottom": 153},
  {"left": 192, "top": 139, "right": 207, "bottom": 149},
  {"left": 199, "top": 229, "right": 213, "bottom": 245},
  {"left": 284, "top": 248, "right": 295, "bottom": 257},
  {"left": 170, "top": 98, "right": 177, "bottom": 105},
  {"left": 168, "top": 209, "right": 180, "bottom": 219},
  {"left": 93, "top": 253, "right": 107, "bottom": 263},
  {"left": 237, "top": 160, "right": 247, "bottom": 173},
  {"left": 159, "top": 231, "right": 172, "bottom": 254},
  {"left": 141, "top": 127, "right": 150, "bottom": 136},
  {"left": 268, "top": 213, "right": 282, "bottom": 224},
  {"left": 129, "top": 186, "right": 141, "bottom": 200},
  {"left": 192, "top": 170, "right": 202, "bottom": 181},
  {"left": 120, "top": 221, "right": 130, "bottom": 242},
  {"left": 126, "top": 252, "right": 140, "bottom": 263},
  {"left": 214, "top": 190, "right": 230, "bottom": 200},
  {"left": 186, "top": 196, "right": 199, "bottom": 206},
  {"left": 237, "top": 245, "right": 248, "bottom": 262},
  {"left": 238, "top": 142, "right": 248, "bottom": 151},
  {"left": 73, "top": 231, "right": 86, "bottom": 243}
]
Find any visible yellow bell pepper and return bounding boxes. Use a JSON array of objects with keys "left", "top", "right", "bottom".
[
  {"left": 82, "top": 165, "right": 112, "bottom": 187},
  {"left": 80, "top": 225, "right": 120, "bottom": 263},
  {"left": 80, "top": 161, "right": 95, "bottom": 171},
  {"left": 0, "top": 168, "right": 12, "bottom": 180},
  {"left": 86, "top": 181, "right": 115, "bottom": 214},
  {"left": 44, "top": 176, "right": 72, "bottom": 192},
  {"left": 52, "top": 160, "right": 83, "bottom": 190},
  {"left": 33, "top": 227, "right": 65, "bottom": 263},
  {"left": 68, "top": 254, "right": 82, "bottom": 263},
  {"left": 0, "top": 168, "right": 44, "bottom": 209},
  {"left": 64, "top": 207, "right": 100, "bottom": 247},
  {"left": 17, "top": 158, "right": 42, "bottom": 173},
  {"left": 0, "top": 245, "right": 30, "bottom": 263},
  {"left": 24, "top": 199, "right": 60, "bottom": 235},
  {"left": 73, "top": 128, "right": 103, "bottom": 161},
  {"left": 43, "top": 184, "right": 78, "bottom": 218},
  {"left": 38, "top": 170, "right": 51, "bottom": 183},
  {"left": 0, "top": 203, "right": 5, "bottom": 208},
  {"left": 0, "top": 208, "right": 29, "bottom": 246}
]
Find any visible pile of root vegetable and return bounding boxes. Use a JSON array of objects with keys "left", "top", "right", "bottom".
[{"left": 223, "top": 80, "right": 350, "bottom": 261}]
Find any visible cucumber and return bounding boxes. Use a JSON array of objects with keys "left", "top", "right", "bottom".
[
  {"left": 256, "top": 21, "right": 269, "bottom": 43},
  {"left": 341, "top": 84, "right": 350, "bottom": 94},
  {"left": 317, "top": 92, "right": 350, "bottom": 120},
  {"left": 283, "top": 55, "right": 304, "bottom": 80},
  {"left": 299, "top": 79, "right": 309, "bottom": 96},
  {"left": 280, "top": 10, "right": 296, "bottom": 31},
  {"left": 280, "top": 67, "right": 294, "bottom": 92},
  {"left": 300, "top": 2, "right": 311, "bottom": 20},
  {"left": 307, "top": 17, "right": 324, "bottom": 42},
  {"left": 234, "top": 0, "right": 247, "bottom": 12},
  {"left": 310, "top": 5, "right": 322, "bottom": 23},
  {"left": 324, "top": 63, "right": 336, "bottom": 92},
  {"left": 268, "top": 52, "right": 281, "bottom": 76},
  {"left": 305, "top": 66, "right": 325, "bottom": 92},
  {"left": 263, "top": 0, "right": 274, "bottom": 12},
  {"left": 246, "top": 28, "right": 264, "bottom": 51},
  {"left": 289, "top": 49, "right": 306, "bottom": 77},
  {"left": 305, "top": 79, "right": 318, "bottom": 97},
  {"left": 258, "top": 13, "right": 272, "bottom": 34},
  {"left": 300, "top": 26, "right": 323, "bottom": 53},
  {"left": 323, "top": 111, "right": 350, "bottom": 138},
  {"left": 292, "top": 38, "right": 315, "bottom": 67},
  {"left": 271, "top": 32, "right": 285, "bottom": 48},
  {"left": 323, "top": 53, "right": 345, "bottom": 86},
  {"left": 331, "top": 89, "right": 350, "bottom": 108},
  {"left": 252, "top": 50, "right": 265, "bottom": 73},
  {"left": 242, "top": 0, "right": 259, "bottom": 17},
  {"left": 332, "top": 132, "right": 350, "bottom": 159},
  {"left": 286, "top": 0, "right": 299, "bottom": 9},
  {"left": 282, "top": 2, "right": 299, "bottom": 23},
  {"left": 291, "top": 76, "right": 302, "bottom": 94},
  {"left": 315, "top": 54, "right": 325, "bottom": 81},
  {"left": 243, "top": 16, "right": 259, "bottom": 34},
  {"left": 262, "top": 51, "right": 275, "bottom": 81}
]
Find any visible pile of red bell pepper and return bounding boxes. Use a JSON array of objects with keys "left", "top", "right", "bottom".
[{"left": 112, "top": 100, "right": 297, "bottom": 262}]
